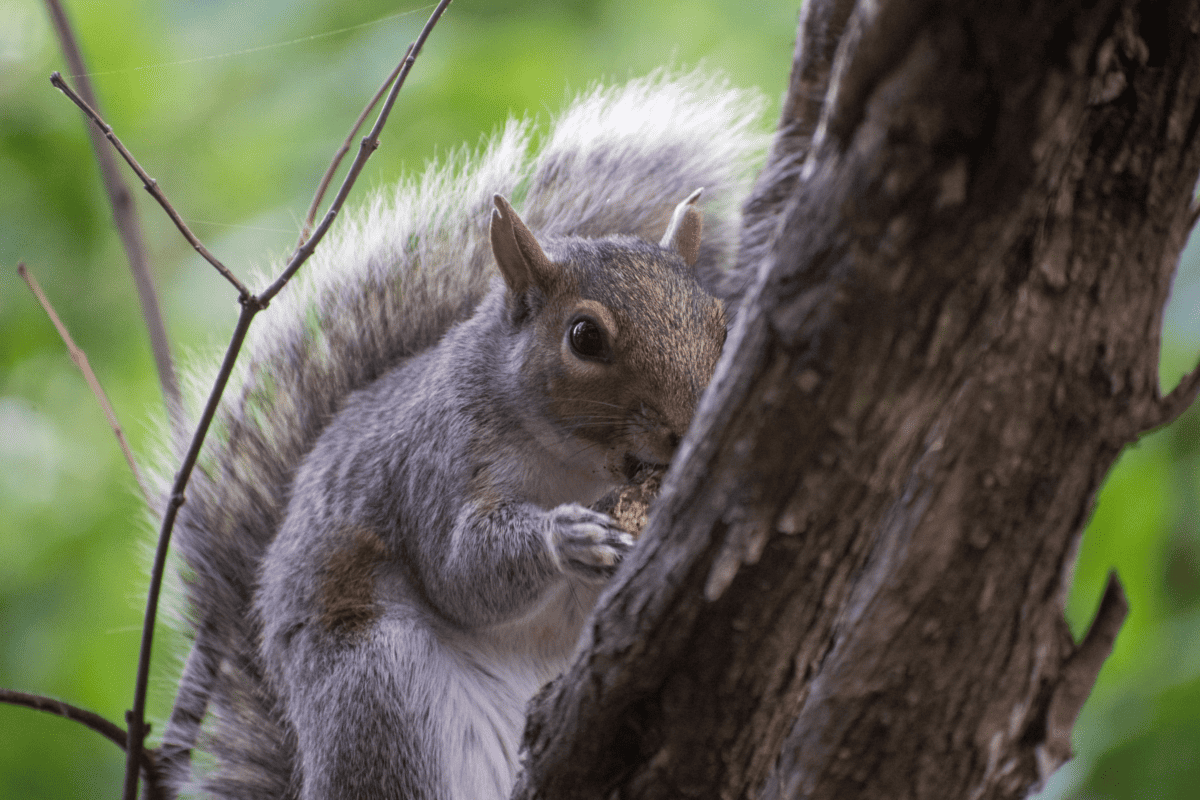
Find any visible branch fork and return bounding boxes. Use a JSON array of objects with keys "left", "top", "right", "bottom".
[{"left": 6, "top": 3, "right": 455, "bottom": 798}]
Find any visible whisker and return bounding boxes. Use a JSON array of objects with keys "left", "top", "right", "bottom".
[{"left": 564, "top": 398, "right": 627, "bottom": 411}]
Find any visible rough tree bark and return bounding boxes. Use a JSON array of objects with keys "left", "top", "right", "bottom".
[{"left": 514, "top": 1, "right": 1200, "bottom": 798}]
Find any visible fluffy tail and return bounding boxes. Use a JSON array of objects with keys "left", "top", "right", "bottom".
[{"left": 158, "top": 68, "right": 764, "bottom": 798}]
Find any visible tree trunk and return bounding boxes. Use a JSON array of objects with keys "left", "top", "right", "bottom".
[{"left": 514, "top": 1, "right": 1200, "bottom": 798}]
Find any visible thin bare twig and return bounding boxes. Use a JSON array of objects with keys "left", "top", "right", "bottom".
[
  {"left": 18, "top": 263, "right": 150, "bottom": 504},
  {"left": 122, "top": 305, "right": 255, "bottom": 800},
  {"left": 0, "top": 689, "right": 160, "bottom": 780},
  {"left": 297, "top": 44, "right": 414, "bottom": 248},
  {"left": 265, "top": 0, "right": 454, "bottom": 303},
  {"left": 49, "top": 72, "right": 251, "bottom": 300},
  {"left": 42, "top": 0, "right": 184, "bottom": 436},
  {"left": 1140, "top": 357, "right": 1200, "bottom": 432},
  {"left": 1043, "top": 572, "right": 1129, "bottom": 771},
  {"left": 120, "top": 3, "right": 455, "bottom": 798}
]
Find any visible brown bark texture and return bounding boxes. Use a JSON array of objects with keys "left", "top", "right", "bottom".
[{"left": 513, "top": 1, "right": 1200, "bottom": 799}]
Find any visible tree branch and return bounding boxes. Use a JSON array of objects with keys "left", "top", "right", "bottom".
[
  {"left": 0, "top": 688, "right": 162, "bottom": 796},
  {"left": 119, "top": 4, "right": 455, "bottom": 797},
  {"left": 262, "top": 0, "right": 454, "bottom": 303},
  {"left": 296, "top": 44, "right": 413, "bottom": 248},
  {"left": 49, "top": 72, "right": 251, "bottom": 300},
  {"left": 1040, "top": 572, "right": 1128, "bottom": 781},
  {"left": 1141, "top": 356, "right": 1200, "bottom": 431},
  {"left": 738, "top": 0, "right": 857, "bottom": 286},
  {"left": 42, "top": 0, "right": 184, "bottom": 435},
  {"left": 517, "top": 1, "right": 1200, "bottom": 798},
  {"left": 18, "top": 262, "right": 150, "bottom": 504}
]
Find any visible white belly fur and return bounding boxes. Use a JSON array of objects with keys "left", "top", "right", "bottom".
[{"left": 435, "top": 580, "right": 597, "bottom": 800}]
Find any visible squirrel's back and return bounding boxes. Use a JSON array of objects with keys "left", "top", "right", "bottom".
[{"left": 160, "top": 69, "right": 764, "bottom": 798}]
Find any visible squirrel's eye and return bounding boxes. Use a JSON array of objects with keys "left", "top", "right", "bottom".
[{"left": 569, "top": 318, "right": 607, "bottom": 360}]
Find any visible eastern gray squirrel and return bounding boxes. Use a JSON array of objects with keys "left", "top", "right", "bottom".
[{"left": 158, "top": 70, "right": 763, "bottom": 799}]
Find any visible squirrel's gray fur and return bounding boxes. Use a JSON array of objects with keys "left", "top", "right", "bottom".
[{"left": 158, "top": 69, "right": 764, "bottom": 799}]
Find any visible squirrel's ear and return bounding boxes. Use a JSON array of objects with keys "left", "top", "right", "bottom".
[
  {"left": 490, "top": 194, "right": 553, "bottom": 294},
  {"left": 660, "top": 188, "right": 704, "bottom": 267}
]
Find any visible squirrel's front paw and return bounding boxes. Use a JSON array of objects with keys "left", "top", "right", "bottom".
[{"left": 547, "top": 504, "right": 634, "bottom": 581}]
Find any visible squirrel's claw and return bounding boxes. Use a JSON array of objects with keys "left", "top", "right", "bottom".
[{"left": 548, "top": 503, "right": 634, "bottom": 581}]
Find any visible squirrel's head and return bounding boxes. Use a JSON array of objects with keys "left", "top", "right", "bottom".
[{"left": 489, "top": 192, "right": 726, "bottom": 484}]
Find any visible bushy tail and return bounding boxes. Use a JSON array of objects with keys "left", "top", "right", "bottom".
[{"left": 158, "top": 68, "right": 764, "bottom": 798}]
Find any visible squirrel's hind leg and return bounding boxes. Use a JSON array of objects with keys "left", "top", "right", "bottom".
[
  {"left": 278, "top": 609, "right": 526, "bottom": 800},
  {"left": 280, "top": 613, "right": 448, "bottom": 800}
]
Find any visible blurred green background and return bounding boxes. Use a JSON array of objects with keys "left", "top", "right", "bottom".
[{"left": 0, "top": 1, "right": 1197, "bottom": 797}]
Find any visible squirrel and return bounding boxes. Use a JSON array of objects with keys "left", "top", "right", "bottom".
[{"left": 156, "top": 70, "right": 763, "bottom": 799}]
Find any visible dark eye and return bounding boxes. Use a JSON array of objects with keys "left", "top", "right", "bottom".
[{"left": 569, "top": 317, "right": 608, "bottom": 360}]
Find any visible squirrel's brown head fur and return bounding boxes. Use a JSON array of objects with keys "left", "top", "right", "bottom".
[{"left": 490, "top": 193, "right": 725, "bottom": 484}]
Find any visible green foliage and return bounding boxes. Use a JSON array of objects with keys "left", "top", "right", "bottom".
[{"left": 0, "top": 1, "right": 1197, "bottom": 798}]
